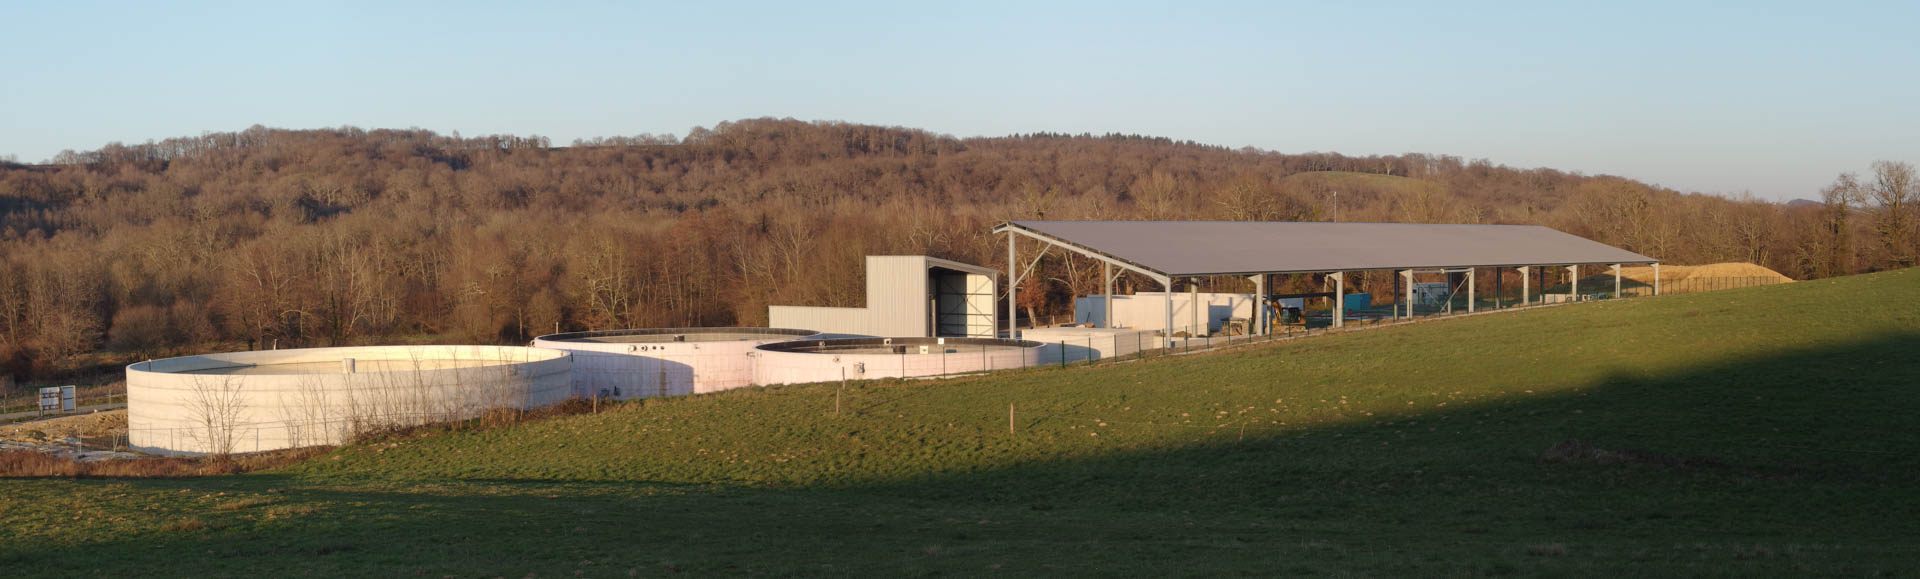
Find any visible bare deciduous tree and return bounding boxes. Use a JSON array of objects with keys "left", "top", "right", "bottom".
[
  {"left": 1868, "top": 161, "right": 1917, "bottom": 267},
  {"left": 187, "top": 375, "right": 246, "bottom": 456}
]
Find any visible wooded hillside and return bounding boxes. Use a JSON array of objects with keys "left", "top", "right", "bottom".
[{"left": 0, "top": 118, "right": 1911, "bottom": 380}]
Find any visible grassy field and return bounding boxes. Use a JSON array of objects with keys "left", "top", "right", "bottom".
[{"left": 3, "top": 269, "right": 1917, "bottom": 576}]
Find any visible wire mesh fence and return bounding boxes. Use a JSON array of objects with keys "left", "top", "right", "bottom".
[
  {"left": 1, "top": 384, "right": 128, "bottom": 418},
  {"left": 115, "top": 410, "right": 543, "bottom": 456},
  {"left": 1630, "top": 276, "right": 1787, "bottom": 296}
]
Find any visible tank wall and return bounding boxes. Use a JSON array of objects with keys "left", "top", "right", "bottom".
[
  {"left": 767, "top": 306, "right": 874, "bottom": 338},
  {"left": 127, "top": 346, "right": 571, "bottom": 455},
  {"left": 531, "top": 330, "right": 818, "bottom": 399},
  {"left": 1019, "top": 327, "right": 1158, "bottom": 363},
  {"left": 752, "top": 344, "right": 1043, "bottom": 386}
]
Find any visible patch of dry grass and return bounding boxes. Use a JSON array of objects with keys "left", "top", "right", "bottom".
[
  {"left": 160, "top": 518, "right": 208, "bottom": 532},
  {"left": 214, "top": 496, "right": 276, "bottom": 511},
  {"left": 0, "top": 447, "right": 328, "bottom": 479}
]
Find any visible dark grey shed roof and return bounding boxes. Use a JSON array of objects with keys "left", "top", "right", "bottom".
[{"left": 1002, "top": 220, "right": 1655, "bottom": 277}]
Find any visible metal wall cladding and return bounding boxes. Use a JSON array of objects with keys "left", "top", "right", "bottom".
[
  {"left": 125, "top": 346, "right": 572, "bottom": 455},
  {"left": 769, "top": 256, "right": 998, "bottom": 338}
]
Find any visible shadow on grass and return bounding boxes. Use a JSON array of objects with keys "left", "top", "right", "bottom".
[{"left": 6, "top": 332, "right": 1919, "bottom": 576}]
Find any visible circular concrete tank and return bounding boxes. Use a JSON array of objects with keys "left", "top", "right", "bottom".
[
  {"left": 126, "top": 346, "right": 571, "bottom": 455},
  {"left": 531, "top": 328, "right": 819, "bottom": 399},
  {"left": 752, "top": 337, "right": 1045, "bottom": 385}
]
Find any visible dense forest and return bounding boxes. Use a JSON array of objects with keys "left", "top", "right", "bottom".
[{"left": 1, "top": 118, "right": 1914, "bottom": 382}]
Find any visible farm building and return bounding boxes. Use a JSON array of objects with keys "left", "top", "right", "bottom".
[
  {"left": 113, "top": 223, "right": 1664, "bottom": 456},
  {"left": 768, "top": 255, "right": 998, "bottom": 338},
  {"left": 1000, "top": 220, "right": 1658, "bottom": 339}
]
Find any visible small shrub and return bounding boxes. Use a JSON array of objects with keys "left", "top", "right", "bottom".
[
  {"left": 259, "top": 504, "right": 319, "bottom": 520},
  {"left": 0, "top": 450, "right": 80, "bottom": 477}
]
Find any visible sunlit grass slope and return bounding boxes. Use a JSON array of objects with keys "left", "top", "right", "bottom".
[{"left": 4, "top": 268, "right": 1917, "bottom": 577}]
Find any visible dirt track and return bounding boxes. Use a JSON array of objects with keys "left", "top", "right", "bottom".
[{"left": 1, "top": 409, "right": 127, "bottom": 445}]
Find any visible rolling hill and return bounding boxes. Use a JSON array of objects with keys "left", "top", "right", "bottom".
[{"left": 2, "top": 268, "right": 1917, "bottom": 576}]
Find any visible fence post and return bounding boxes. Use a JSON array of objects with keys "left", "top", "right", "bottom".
[{"left": 1059, "top": 341, "right": 1066, "bottom": 368}]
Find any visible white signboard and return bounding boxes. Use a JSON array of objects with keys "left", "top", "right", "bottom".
[
  {"left": 35, "top": 386, "right": 77, "bottom": 414},
  {"left": 38, "top": 387, "right": 60, "bottom": 413}
]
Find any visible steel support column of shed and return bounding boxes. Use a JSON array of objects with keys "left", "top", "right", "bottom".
[
  {"left": 1519, "top": 266, "right": 1531, "bottom": 305},
  {"left": 1467, "top": 268, "right": 1476, "bottom": 313},
  {"left": 1405, "top": 268, "right": 1420, "bottom": 318},
  {"left": 1251, "top": 274, "right": 1266, "bottom": 334},
  {"left": 1612, "top": 263, "right": 1623, "bottom": 298},
  {"left": 1327, "top": 272, "right": 1345, "bottom": 329},
  {"left": 1103, "top": 262, "right": 1114, "bottom": 329},
  {"left": 1392, "top": 270, "right": 1401, "bottom": 320},
  {"left": 997, "top": 225, "right": 1174, "bottom": 339}
]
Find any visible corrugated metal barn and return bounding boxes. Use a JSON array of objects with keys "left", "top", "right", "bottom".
[{"left": 768, "top": 255, "right": 998, "bottom": 338}]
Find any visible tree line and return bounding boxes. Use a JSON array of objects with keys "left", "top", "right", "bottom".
[{"left": 0, "top": 118, "right": 1913, "bottom": 383}]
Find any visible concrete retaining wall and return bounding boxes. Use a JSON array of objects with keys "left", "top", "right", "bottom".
[
  {"left": 752, "top": 338, "right": 1044, "bottom": 385},
  {"left": 1018, "top": 327, "right": 1160, "bottom": 364}
]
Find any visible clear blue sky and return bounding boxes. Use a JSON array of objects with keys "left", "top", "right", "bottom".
[{"left": 4, "top": 1, "right": 1916, "bottom": 200}]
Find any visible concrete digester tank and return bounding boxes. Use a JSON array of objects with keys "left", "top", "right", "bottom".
[
  {"left": 531, "top": 328, "right": 820, "bottom": 399},
  {"left": 751, "top": 337, "right": 1045, "bottom": 386},
  {"left": 126, "top": 345, "right": 571, "bottom": 455}
]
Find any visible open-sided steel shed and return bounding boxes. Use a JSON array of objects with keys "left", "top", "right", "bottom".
[{"left": 995, "top": 220, "right": 1659, "bottom": 338}]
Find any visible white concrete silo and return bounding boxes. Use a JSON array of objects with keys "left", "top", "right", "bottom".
[{"left": 126, "top": 345, "right": 572, "bottom": 455}]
